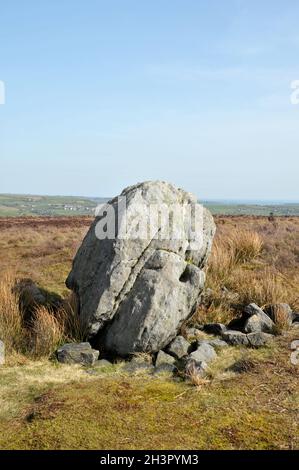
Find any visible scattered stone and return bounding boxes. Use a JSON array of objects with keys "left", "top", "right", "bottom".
[
  {"left": 264, "top": 303, "right": 294, "bottom": 326},
  {"left": 184, "top": 358, "right": 208, "bottom": 378},
  {"left": 56, "top": 342, "right": 99, "bottom": 366},
  {"left": 189, "top": 342, "right": 217, "bottom": 363},
  {"left": 203, "top": 323, "right": 227, "bottom": 336},
  {"left": 205, "top": 338, "right": 229, "bottom": 350},
  {"left": 166, "top": 336, "right": 190, "bottom": 359},
  {"left": 222, "top": 330, "right": 249, "bottom": 346},
  {"left": 247, "top": 332, "right": 273, "bottom": 348},
  {"left": 66, "top": 181, "right": 216, "bottom": 356},
  {"left": 0, "top": 340, "right": 4, "bottom": 365},
  {"left": 155, "top": 350, "right": 176, "bottom": 367},
  {"left": 243, "top": 303, "right": 275, "bottom": 334}
]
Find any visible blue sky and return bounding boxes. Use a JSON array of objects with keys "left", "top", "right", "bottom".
[{"left": 0, "top": 0, "right": 299, "bottom": 200}]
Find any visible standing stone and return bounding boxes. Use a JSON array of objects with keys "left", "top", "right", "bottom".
[
  {"left": 66, "top": 181, "right": 216, "bottom": 356},
  {"left": 0, "top": 340, "right": 4, "bottom": 365}
]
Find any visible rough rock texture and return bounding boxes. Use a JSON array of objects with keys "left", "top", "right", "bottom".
[
  {"left": 155, "top": 350, "right": 176, "bottom": 367},
  {"left": 222, "top": 330, "right": 249, "bottom": 346},
  {"left": 247, "top": 332, "right": 273, "bottom": 348},
  {"left": 264, "top": 303, "right": 294, "bottom": 326},
  {"left": 203, "top": 323, "right": 227, "bottom": 336},
  {"left": 184, "top": 358, "right": 208, "bottom": 377},
  {"left": 56, "top": 342, "right": 99, "bottom": 365},
  {"left": 243, "top": 303, "right": 275, "bottom": 334},
  {"left": 189, "top": 342, "right": 217, "bottom": 363},
  {"left": 66, "top": 181, "right": 215, "bottom": 356},
  {"left": 205, "top": 338, "right": 228, "bottom": 350},
  {"left": 166, "top": 335, "right": 190, "bottom": 359},
  {"left": 0, "top": 340, "right": 4, "bottom": 365}
]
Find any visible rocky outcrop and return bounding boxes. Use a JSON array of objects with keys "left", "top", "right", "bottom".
[{"left": 66, "top": 181, "right": 216, "bottom": 356}]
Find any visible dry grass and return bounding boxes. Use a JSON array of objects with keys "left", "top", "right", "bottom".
[
  {"left": 198, "top": 217, "right": 299, "bottom": 325},
  {"left": 0, "top": 271, "right": 24, "bottom": 353},
  {"left": 0, "top": 271, "right": 84, "bottom": 359}
]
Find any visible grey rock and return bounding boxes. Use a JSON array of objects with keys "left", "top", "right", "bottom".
[
  {"left": 243, "top": 303, "right": 275, "bottom": 334},
  {"left": 203, "top": 323, "right": 227, "bottom": 336},
  {"left": 166, "top": 335, "right": 190, "bottom": 359},
  {"left": 205, "top": 338, "right": 229, "bottom": 350},
  {"left": 0, "top": 340, "right": 4, "bottom": 365},
  {"left": 189, "top": 342, "right": 217, "bottom": 363},
  {"left": 56, "top": 342, "right": 99, "bottom": 366},
  {"left": 184, "top": 358, "right": 208, "bottom": 378},
  {"left": 222, "top": 330, "right": 249, "bottom": 346},
  {"left": 247, "top": 332, "right": 274, "bottom": 348},
  {"left": 66, "top": 181, "right": 215, "bottom": 355},
  {"left": 155, "top": 350, "right": 176, "bottom": 367},
  {"left": 291, "top": 322, "right": 299, "bottom": 329},
  {"left": 264, "top": 303, "right": 293, "bottom": 326}
]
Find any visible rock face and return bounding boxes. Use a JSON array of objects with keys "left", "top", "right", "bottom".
[{"left": 66, "top": 181, "right": 216, "bottom": 356}]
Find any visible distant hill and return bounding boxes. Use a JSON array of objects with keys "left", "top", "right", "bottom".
[{"left": 0, "top": 193, "right": 298, "bottom": 217}]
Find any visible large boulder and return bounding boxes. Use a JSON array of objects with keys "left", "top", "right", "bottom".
[{"left": 66, "top": 181, "right": 216, "bottom": 356}]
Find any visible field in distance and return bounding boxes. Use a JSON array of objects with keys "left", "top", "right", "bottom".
[{"left": 1, "top": 193, "right": 299, "bottom": 217}]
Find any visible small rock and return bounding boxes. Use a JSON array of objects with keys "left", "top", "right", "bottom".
[
  {"left": 292, "top": 322, "right": 299, "bottom": 329},
  {"left": 155, "top": 350, "right": 176, "bottom": 367},
  {"left": 243, "top": 303, "right": 275, "bottom": 334},
  {"left": 56, "top": 342, "right": 99, "bottom": 366},
  {"left": 166, "top": 336, "right": 190, "bottom": 359},
  {"left": 0, "top": 340, "right": 4, "bottom": 365},
  {"left": 222, "top": 330, "right": 249, "bottom": 346},
  {"left": 189, "top": 342, "right": 217, "bottom": 363},
  {"left": 205, "top": 338, "right": 229, "bottom": 350},
  {"left": 203, "top": 323, "right": 227, "bottom": 336},
  {"left": 184, "top": 358, "right": 208, "bottom": 378},
  {"left": 247, "top": 332, "right": 273, "bottom": 348},
  {"left": 264, "top": 303, "right": 293, "bottom": 326}
]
